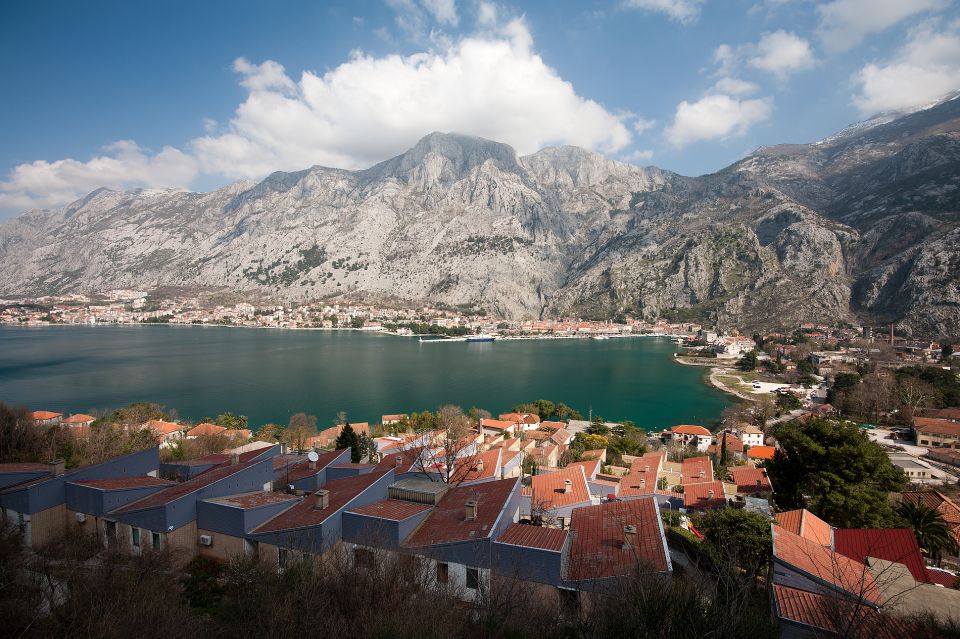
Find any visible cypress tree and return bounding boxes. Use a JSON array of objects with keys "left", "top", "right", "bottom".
[{"left": 335, "top": 421, "right": 361, "bottom": 462}]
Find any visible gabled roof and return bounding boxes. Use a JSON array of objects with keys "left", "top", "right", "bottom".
[
  {"left": 672, "top": 424, "right": 711, "bottom": 436},
  {"left": 565, "top": 497, "right": 669, "bottom": 581},
  {"left": 834, "top": 528, "right": 929, "bottom": 583},
  {"left": 682, "top": 481, "right": 726, "bottom": 509},
  {"left": 772, "top": 584, "right": 891, "bottom": 635},
  {"left": 63, "top": 413, "right": 96, "bottom": 425},
  {"left": 284, "top": 448, "right": 349, "bottom": 481},
  {"left": 914, "top": 417, "right": 960, "bottom": 436},
  {"left": 565, "top": 457, "right": 601, "bottom": 480},
  {"left": 746, "top": 445, "right": 776, "bottom": 460},
  {"left": 728, "top": 466, "right": 772, "bottom": 494},
  {"left": 772, "top": 526, "right": 881, "bottom": 605},
  {"left": 531, "top": 465, "right": 591, "bottom": 510},
  {"left": 775, "top": 508, "right": 833, "bottom": 547},
  {"left": 187, "top": 422, "right": 226, "bottom": 437},
  {"left": 71, "top": 476, "right": 174, "bottom": 490},
  {"left": 348, "top": 498, "right": 433, "bottom": 521},
  {"left": 141, "top": 420, "right": 181, "bottom": 435},
  {"left": 113, "top": 459, "right": 263, "bottom": 513},
  {"left": 448, "top": 448, "right": 501, "bottom": 484},
  {"left": 480, "top": 418, "right": 516, "bottom": 431},
  {"left": 30, "top": 411, "right": 62, "bottom": 420},
  {"left": 618, "top": 453, "right": 663, "bottom": 497},
  {"left": 681, "top": 456, "right": 713, "bottom": 484},
  {"left": 496, "top": 523, "right": 567, "bottom": 551},
  {"left": 539, "top": 421, "right": 565, "bottom": 431},
  {"left": 404, "top": 477, "right": 518, "bottom": 547},
  {"left": 254, "top": 468, "right": 392, "bottom": 532}
]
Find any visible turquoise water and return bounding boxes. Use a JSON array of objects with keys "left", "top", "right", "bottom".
[{"left": 0, "top": 326, "right": 730, "bottom": 430}]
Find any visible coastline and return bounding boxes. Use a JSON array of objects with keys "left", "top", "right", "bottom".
[{"left": 672, "top": 354, "right": 755, "bottom": 403}]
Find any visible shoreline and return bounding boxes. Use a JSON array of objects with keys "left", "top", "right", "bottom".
[{"left": 672, "top": 354, "right": 755, "bottom": 403}]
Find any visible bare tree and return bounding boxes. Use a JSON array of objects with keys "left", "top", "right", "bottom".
[{"left": 411, "top": 405, "right": 482, "bottom": 485}]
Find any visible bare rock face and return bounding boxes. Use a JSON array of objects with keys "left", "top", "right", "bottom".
[{"left": 2, "top": 96, "right": 960, "bottom": 336}]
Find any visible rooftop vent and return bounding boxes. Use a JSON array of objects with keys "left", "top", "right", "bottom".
[
  {"left": 313, "top": 489, "right": 330, "bottom": 510},
  {"left": 388, "top": 478, "right": 450, "bottom": 505},
  {"left": 395, "top": 454, "right": 403, "bottom": 468},
  {"left": 563, "top": 478, "right": 572, "bottom": 494},
  {"left": 623, "top": 524, "right": 637, "bottom": 550},
  {"left": 473, "top": 459, "right": 484, "bottom": 472},
  {"left": 465, "top": 498, "right": 478, "bottom": 521},
  {"left": 49, "top": 459, "right": 65, "bottom": 476},
  {"left": 230, "top": 453, "right": 240, "bottom": 466},
  {"left": 708, "top": 490, "right": 715, "bottom": 499}
]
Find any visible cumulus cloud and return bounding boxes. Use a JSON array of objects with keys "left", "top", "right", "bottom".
[
  {"left": 853, "top": 20, "right": 960, "bottom": 115},
  {"left": 1, "top": 18, "right": 633, "bottom": 211},
  {"left": 421, "top": 0, "right": 459, "bottom": 26},
  {"left": 0, "top": 141, "right": 198, "bottom": 212},
  {"left": 711, "top": 77, "right": 760, "bottom": 95},
  {"left": 817, "top": 0, "right": 946, "bottom": 53},
  {"left": 632, "top": 117, "right": 658, "bottom": 134},
  {"left": 622, "top": 148, "right": 655, "bottom": 163},
  {"left": 748, "top": 30, "right": 816, "bottom": 77},
  {"left": 622, "top": 0, "right": 704, "bottom": 24},
  {"left": 666, "top": 94, "right": 773, "bottom": 147},
  {"left": 191, "top": 18, "right": 632, "bottom": 178}
]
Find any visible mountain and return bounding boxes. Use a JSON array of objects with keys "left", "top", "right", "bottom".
[{"left": 1, "top": 97, "right": 959, "bottom": 337}]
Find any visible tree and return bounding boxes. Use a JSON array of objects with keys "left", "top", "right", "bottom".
[
  {"left": 356, "top": 432, "right": 378, "bottom": 463},
  {"left": 942, "top": 342, "right": 954, "bottom": 359},
  {"left": 335, "top": 421, "right": 361, "bottom": 463},
  {"left": 775, "top": 393, "right": 802, "bottom": 413},
  {"left": 285, "top": 413, "right": 317, "bottom": 453},
  {"left": 693, "top": 508, "right": 772, "bottom": 582},
  {"left": 256, "top": 423, "right": 286, "bottom": 442},
  {"left": 570, "top": 433, "right": 609, "bottom": 453},
  {"left": 554, "top": 403, "right": 582, "bottom": 420},
  {"left": 216, "top": 412, "right": 249, "bottom": 430},
  {"left": 896, "top": 500, "right": 959, "bottom": 565},
  {"left": 411, "top": 405, "right": 480, "bottom": 484},
  {"left": 737, "top": 351, "right": 758, "bottom": 371},
  {"left": 766, "top": 418, "right": 907, "bottom": 527},
  {"left": 587, "top": 416, "right": 610, "bottom": 436}
]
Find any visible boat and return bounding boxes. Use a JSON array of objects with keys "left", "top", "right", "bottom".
[
  {"left": 591, "top": 335, "right": 609, "bottom": 340},
  {"left": 466, "top": 334, "right": 496, "bottom": 343}
]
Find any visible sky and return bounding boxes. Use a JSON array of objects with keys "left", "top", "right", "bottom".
[{"left": 1, "top": 0, "right": 958, "bottom": 219}]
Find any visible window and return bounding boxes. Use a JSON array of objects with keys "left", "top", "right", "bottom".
[
  {"left": 436, "top": 562, "right": 449, "bottom": 584},
  {"left": 557, "top": 516, "right": 567, "bottom": 530},
  {"left": 151, "top": 531, "right": 161, "bottom": 550},
  {"left": 278, "top": 548, "right": 289, "bottom": 572},
  {"left": 17, "top": 512, "right": 26, "bottom": 537},
  {"left": 465, "top": 567, "right": 480, "bottom": 590},
  {"left": 244, "top": 539, "right": 259, "bottom": 557},
  {"left": 105, "top": 520, "right": 117, "bottom": 545},
  {"left": 131, "top": 527, "right": 140, "bottom": 548}
]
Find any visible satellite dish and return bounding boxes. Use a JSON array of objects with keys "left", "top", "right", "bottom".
[{"left": 307, "top": 451, "right": 319, "bottom": 462}]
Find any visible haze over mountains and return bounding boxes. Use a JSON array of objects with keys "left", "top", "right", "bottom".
[{"left": 1, "top": 95, "right": 958, "bottom": 336}]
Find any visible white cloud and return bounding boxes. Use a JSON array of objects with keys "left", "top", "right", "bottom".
[
  {"left": 853, "top": 20, "right": 960, "bottom": 114},
  {"left": 0, "top": 141, "right": 198, "bottom": 211},
  {"left": 622, "top": 148, "right": 655, "bottom": 163},
  {"left": 476, "top": 1, "right": 498, "bottom": 26},
  {"left": 192, "top": 18, "right": 632, "bottom": 178},
  {"left": 712, "top": 77, "right": 759, "bottom": 95},
  {"left": 422, "top": 0, "right": 459, "bottom": 26},
  {"left": 1, "top": 18, "right": 632, "bottom": 211},
  {"left": 748, "top": 30, "right": 815, "bottom": 77},
  {"left": 817, "top": 0, "right": 946, "bottom": 53},
  {"left": 666, "top": 94, "right": 773, "bottom": 147},
  {"left": 633, "top": 117, "right": 658, "bottom": 134},
  {"left": 622, "top": 0, "right": 704, "bottom": 24}
]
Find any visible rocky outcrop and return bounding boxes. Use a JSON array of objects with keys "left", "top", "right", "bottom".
[{"left": 1, "top": 96, "right": 959, "bottom": 336}]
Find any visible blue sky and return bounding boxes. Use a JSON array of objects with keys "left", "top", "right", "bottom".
[{"left": 1, "top": 0, "right": 958, "bottom": 218}]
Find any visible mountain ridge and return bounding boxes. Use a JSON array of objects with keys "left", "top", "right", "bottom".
[{"left": 2, "top": 97, "right": 959, "bottom": 336}]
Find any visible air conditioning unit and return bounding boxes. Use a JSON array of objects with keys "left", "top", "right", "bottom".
[
  {"left": 199, "top": 534, "right": 213, "bottom": 546},
  {"left": 75, "top": 512, "right": 86, "bottom": 523}
]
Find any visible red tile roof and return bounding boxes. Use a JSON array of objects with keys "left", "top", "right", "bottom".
[
  {"left": 499, "top": 413, "right": 540, "bottom": 425},
  {"left": 682, "top": 481, "right": 726, "bottom": 509},
  {"left": 481, "top": 418, "right": 516, "bottom": 431},
  {"left": 348, "top": 498, "right": 433, "bottom": 521},
  {"left": 565, "top": 457, "right": 601, "bottom": 479},
  {"left": 114, "top": 459, "right": 264, "bottom": 512},
  {"left": 772, "top": 584, "right": 889, "bottom": 634},
  {"left": 913, "top": 417, "right": 960, "bottom": 436},
  {"left": 565, "top": 498, "right": 669, "bottom": 580},
  {"left": 496, "top": 523, "right": 567, "bottom": 551},
  {"left": 772, "top": 526, "right": 881, "bottom": 604},
  {"left": 728, "top": 466, "right": 772, "bottom": 494},
  {"left": 531, "top": 465, "right": 592, "bottom": 510},
  {"left": 0, "top": 463, "right": 54, "bottom": 473},
  {"left": 926, "top": 568, "right": 958, "bottom": 587},
  {"left": 449, "top": 448, "right": 501, "bottom": 484},
  {"left": 63, "top": 413, "right": 95, "bottom": 425},
  {"left": 834, "top": 528, "right": 929, "bottom": 583},
  {"left": 775, "top": 509, "right": 833, "bottom": 547},
  {"left": 255, "top": 468, "right": 392, "bottom": 532},
  {"left": 209, "top": 492, "right": 301, "bottom": 509},
  {"left": 141, "top": 420, "right": 181, "bottom": 435},
  {"left": 30, "top": 411, "right": 62, "bottom": 420},
  {"left": 618, "top": 453, "right": 663, "bottom": 497},
  {"left": 672, "top": 424, "right": 710, "bottom": 436},
  {"left": 681, "top": 456, "right": 713, "bottom": 484},
  {"left": 746, "top": 445, "right": 776, "bottom": 460},
  {"left": 928, "top": 407, "right": 960, "bottom": 421},
  {"left": 539, "top": 421, "right": 565, "bottom": 431},
  {"left": 404, "top": 477, "right": 518, "bottom": 547},
  {"left": 187, "top": 422, "right": 227, "bottom": 437},
  {"left": 72, "top": 476, "right": 174, "bottom": 490}
]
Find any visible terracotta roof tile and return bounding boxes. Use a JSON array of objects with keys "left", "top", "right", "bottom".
[
  {"left": 773, "top": 526, "right": 881, "bottom": 604},
  {"left": 30, "top": 411, "right": 62, "bottom": 420},
  {"left": 531, "top": 466, "right": 591, "bottom": 509},
  {"left": 63, "top": 413, "right": 95, "bottom": 425},
  {"left": 747, "top": 445, "right": 776, "bottom": 460},
  {"left": 728, "top": 466, "right": 772, "bottom": 494},
  {"left": 565, "top": 498, "right": 669, "bottom": 580},
  {"left": 672, "top": 424, "right": 710, "bottom": 436},
  {"left": 914, "top": 417, "right": 960, "bottom": 436},
  {"left": 775, "top": 509, "right": 833, "bottom": 546},
  {"left": 348, "top": 498, "right": 433, "bottom": 521},
  {"left": 834, "top": 528, "right": 929, "bottom": 583},
  {"left": 404, "top": 477, "right": 518, "bottom": 547},
  {"left": 682, "top": 481, "right": 726, "bottom": 509},
  {"left": 496, "top": 523, "right": 567, "bottom": 551},
  {"left": 449, "top": 448, "right": 501, "bottom": 484},
  {"left": 187, "top": 423, "right": 227, "bottom": 437},
  {"left": 681, "top": 456, "right": 713, "bottom": 484}
]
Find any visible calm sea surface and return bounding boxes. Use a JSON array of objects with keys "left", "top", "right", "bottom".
[{"left": 0, "top": 326, "right": 730, "bottom": 430}]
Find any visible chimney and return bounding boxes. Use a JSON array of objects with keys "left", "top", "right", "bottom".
[
  {"left": 644, "top": 465, "right": 650, "bottom": 472},
  {"left": 563, "top": 478, "right": 572, "bottom": 494},
  {"left": 473, "top": 459, "right": 484, "bottom": 472},
  {"left": 230, "top": 453, "right": 240, "bottom": 466},
  {"left": 395, "top": 454, "right": 403, "bottom": 468},
  {"left": 313, "top": 489, "right": 330, "bottom": 510},
  {"left": 49, "top": 459, "right": 65, "bottom": 476},
  {"left": 639, "top": 478, "right": 646, "bottom": 486},
  {"left": 309, "top": 459, "right": 316, "bottom": 470},
  {"left": 465, "top": 498, "right": 478, "bottom": 521},
  {"left": 708, "top": 490, "right": 715, "bottom": 499},
  {"left": 623, "top": 524, "right": 637, "bottom": 550},
  {"left": 698, "top": 470, "right": 704, "bottom": 478}
]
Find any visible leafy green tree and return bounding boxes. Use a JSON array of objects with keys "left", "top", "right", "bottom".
[
  {"left": 533, "top": 399, "right": 555, "bottom": 419},
  {"left": 694, "top": 508, "right": 772, "bottom": 582},
  {"left": 828, "top": 372, "right": 861, "bottom": 404},
  {"left": 775, "top": 393, "right": 802, "bottom": 412},
  {"left": 571, "top": 433, "right": 609, "bottom": 452},
  {"left": 766, "top": 418, "right": 907, "bottom": 527},
  {"left": 897, "top": 500, "right": 959, "bottom": 565},
  {"left": 356, "top": 432, "right": 378, "bottom": 462},
  {"left": 942, "top": 342, "right": 954, "bottom": 359},
  {"left": 350, "top": 317, "right": 364, "bottom": 328},
  {"left": 737, "top": 351, "right": 758, "bottom": 371},
  {"left": 587, "top": 416, "right": 610, "bottom": 436},
  {"left": 216, "top": 412, "right": 249, "bottom": 430},
  {"left": 555, "top": 403, "right": 582, "bottom": 420},
  {"left": 336, "top": 421, "right": 361, "bottom": 463}
]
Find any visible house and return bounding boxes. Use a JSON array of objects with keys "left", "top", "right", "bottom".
[
  {"left": 186, "top": 422, "right": 227, "bottom": 438},
  {"left": 62, "top": 413, "right": 96, "bottom": 434},
  {"left": 30, "top": 411, "right": 63, "bottom": 426},
  {"left": 681, "top": 456, "right": 713, "bottom": 485},
  {"left": 898, "top": 491, "right": 960, "bottom": 546},
  {"left": 682, "top": 481, "right": 727, "bottom": 511},
  {"left": 66, "top": 475, "right": 176, "bottom": 551},
  {"left": 311, "top": 423, "right": 371, "bottom": 449},
  {"left": 524, "top": 465, "right": 593, "bottom": 528},
  {"left": 833, "top": 528, "right": 930, "bottom": 583},
  {"left": 734, "top": 423, "right": 764, "bottom": 448},
  {"left": 196, "top": 491, "right": 303, "bottom": 562},
  {"left": 447, "top": 448, "right": 503, "bottom": 486},
  {"left": 480, "top": 418, "right": 518, "bottom": 437},
  {"left": 276, "top": 448, "right": 352, "bottom": 492},
  {"left": 671, "top": 425, "right": 712, "bottom": 451},
  {"left": 140, "top": 420, "right": 184, "bottom": 448},
  {"left": 618, "top": 452, "right": 665, "bottom": 498},
  {"left": 774, "top": 508, "right": 833, "bottom": 546},
  {"left": 499, "top": 413, "right": 541, "bottom": 430},
  {"left": 713, "top": 336, "right": 756, "bottom": 358},
  {"left": 707, "top": 432, "right": 744, "bottom": 457},
  {"left": 914, "top": 417, "right": 960, "bottom": 449},
  {"left": 381, "top": 414, "right": 408, "bottom": 426},
  {"left": 728, "top": 466, "right": 772, "bottom": 496},
  {"left": 0, "top": 447, "right": 160, "bottom": 548}
]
